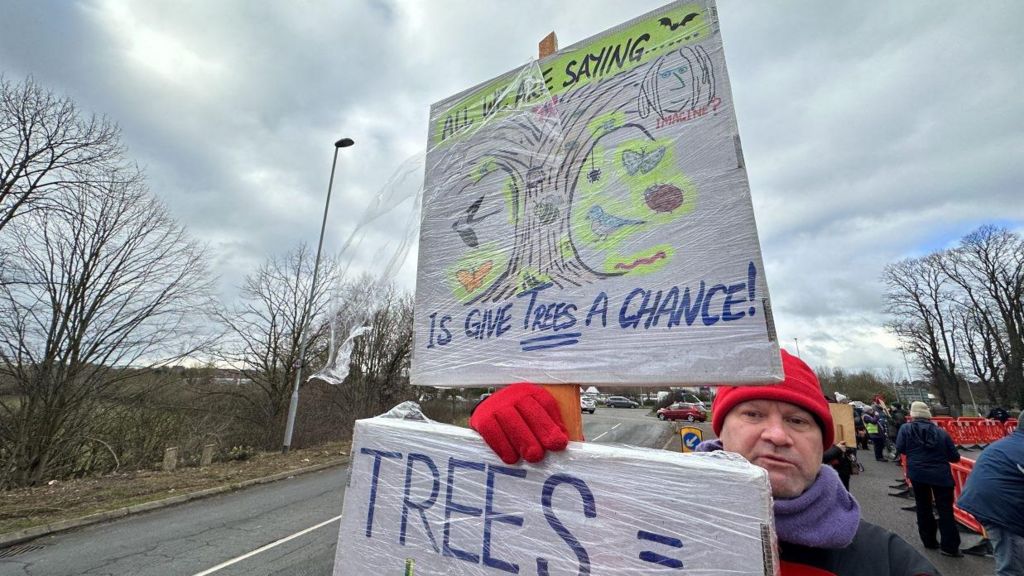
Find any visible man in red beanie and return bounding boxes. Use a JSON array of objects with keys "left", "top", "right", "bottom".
[{"left": 470, "top": 349, "right": 938, "bottom": 576}]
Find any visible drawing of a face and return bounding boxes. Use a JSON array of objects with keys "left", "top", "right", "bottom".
[{"left": 571, "top": 135, "right": 696, "bottom": 275}]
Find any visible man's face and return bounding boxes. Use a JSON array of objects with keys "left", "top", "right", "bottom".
[{"left": 719, "top": 399, "right": 823, "bottom": 498}]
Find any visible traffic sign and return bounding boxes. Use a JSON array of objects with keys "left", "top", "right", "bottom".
[{"left": 679, "top": 426, "right": 704, "bottom": 453}]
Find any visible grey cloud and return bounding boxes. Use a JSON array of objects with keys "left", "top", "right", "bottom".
[{"left": 2, "top": 0, "right": 1021, "bottom": 373}]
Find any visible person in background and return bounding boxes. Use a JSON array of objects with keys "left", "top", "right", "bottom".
[
  {"left": 895, "top": 401, "right": 963, "bottom": 558},
  {"left": 890, "top": 403, "right": 908, "bottom": 437},
  {"left": 987, "top": 406, "right": 1011, "bottom": 423},
  {"left": 957, "top": 417, "right": 1024, "bottom": 576},
  {"left": 823, "top": 440, "right": 854, "bottom": 490},
  {"left": 854, "top": 407, "right": 869, "bottom": 450},
  {"left": 863, "top": 407, "right": 887, "bottom": 462},
  {"left": 470, "top": 350, "right": 938, "bottom": 575}
]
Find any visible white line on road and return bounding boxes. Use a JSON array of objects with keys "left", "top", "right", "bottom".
[
  {"left": 590, "top": 422, "right": 621, "bottom": 441},
  {"left": 191, "top": 514, "right": 343, "bottom": 576}
]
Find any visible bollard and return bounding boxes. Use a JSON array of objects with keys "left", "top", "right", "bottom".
[
  {"left": 163, "top": 446, "right": 178, "bottom": 472},
  {"left": 200, "top": 444, "right": 215, "bottom": 467}
]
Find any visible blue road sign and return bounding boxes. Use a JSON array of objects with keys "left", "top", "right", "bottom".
[{"left": 683, "top": 433, "right": 700, "bottom": 449}]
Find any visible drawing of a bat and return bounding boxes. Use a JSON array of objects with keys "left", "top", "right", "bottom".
[{"left": 659, "top": 12, "right": 699, "bottom": 31}]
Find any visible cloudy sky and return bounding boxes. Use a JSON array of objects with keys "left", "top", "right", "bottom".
[{"left": 2, "top": 0, "right": 1022, "bottom": 376}]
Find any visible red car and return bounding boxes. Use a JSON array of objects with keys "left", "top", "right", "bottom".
[{"left": 657, "top": 402, "right": 707, "bottom": 422}]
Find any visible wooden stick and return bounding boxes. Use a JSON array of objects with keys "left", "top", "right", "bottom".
[
  {"left": 538, "top": 32, "right": 558, "bottom": 59},
  {"left": 535, "top": 32, "right": 585, "bottom": 442},
  {"left": 542, "top": 384, "right": 584, "bottom": 441}
]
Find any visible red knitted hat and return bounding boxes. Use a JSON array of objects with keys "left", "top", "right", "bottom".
[{"left": 711, "top": 349, "right": 834, "bottom": 448}]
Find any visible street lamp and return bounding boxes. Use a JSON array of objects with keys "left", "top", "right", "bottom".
[
  {"left": 793, "top": 337, "right": 801, "bottom": 358},
  {"left": 282, "top": 137, "right": 355, "bottom": 453}
]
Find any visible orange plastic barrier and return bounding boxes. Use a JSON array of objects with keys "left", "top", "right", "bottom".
[
  {"left": 979, "top": 420, "right": 1004, "bottom": 443},
  {"left": 929, "top": 417, "right": 1015, "bottom": 448},
  {"left": 951, "top": 457, "right": 984, "bottom": 534}
]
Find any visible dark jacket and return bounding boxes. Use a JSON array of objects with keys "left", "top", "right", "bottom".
[
  {"left": 823, "top": 445, "right": 853, "bottom": 478},
  {"left": 781, "top": 520, "right": 938, "bottom": 575},
  {"left": 986, "top": 407, "right": 1010, "bottom": 423},
  {"left": 957, "top": 428, "right": 1024, "bottom": 538},
  {"left": 895, "top": 419, "right": 960, "bottom": 487},
  {"left": 889, "top": 408, "right": 907, "bottom": 434}
]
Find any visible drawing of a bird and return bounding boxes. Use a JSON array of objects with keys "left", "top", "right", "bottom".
[{"left": 587, "top": 205, "right": 645, "bottom": 239}]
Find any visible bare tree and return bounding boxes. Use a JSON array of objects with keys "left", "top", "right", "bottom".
[
  {"left": 0, "top": 76, "right": 124, "bottom": 238},
  {"left": 954, "top": 302, "right": 1006, "bottom": 406},
  {"left": 214, "top": 244, "right": 340, "bottom": 448},
  {"left": 342, "top": 283, "right": 414, "bottom": 410},
  {"left": 0, "top": 173, "right": 214, "bottom": 487},
  {"left": 941, "top": 226, "right": 1024, "bottom": 407},
  {"left": 883, "top": 254, "right": 964, "bottom": 413}
]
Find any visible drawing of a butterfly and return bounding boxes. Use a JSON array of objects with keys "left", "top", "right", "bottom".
[
  {"left": 622, "top": 146, "right": 667, "bottom": 176},
  {"left": 456, "top": 260, "right": 493, "bottom": 293}
]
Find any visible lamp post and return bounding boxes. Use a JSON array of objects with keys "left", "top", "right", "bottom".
[
  {"left": 793, "top": 337, "right": 801, "bottom": 358},
  {"left": 282, "top": 137, "right": 355, "bottom": 453}
]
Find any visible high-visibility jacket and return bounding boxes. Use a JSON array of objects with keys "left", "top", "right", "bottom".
[{"left": 864, "top": 421, "right": 879, "bottom": 435}]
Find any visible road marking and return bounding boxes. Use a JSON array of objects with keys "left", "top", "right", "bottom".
[
  {"left": 191, "top": 514, "right": 342, "bottom": 576},
  {"left": 591, "top": 423, "right": 621, "bottom": 441}
]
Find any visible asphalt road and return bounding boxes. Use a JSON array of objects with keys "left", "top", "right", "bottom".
[
  {"left": 848, "top": 446, "right": 993, "bottom": 576},
  {"left": 0, "top": 466, "right": 347, "bottom": 576},
  {"left": 0, "top": 411, "right": 995, "bottom": 576},
  {"left": 582, "top": 405, "right": 675, "bottom": 448}
]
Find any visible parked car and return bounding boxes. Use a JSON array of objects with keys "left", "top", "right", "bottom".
[
  {"left": 581, "top": 397, "right": 596, "bottom": 414},
  {"left": 657, "top": 402, "right": 707, "bottom": 422},
  {"left": 605, "top": 396, "right": 639, "bottom": 408}
]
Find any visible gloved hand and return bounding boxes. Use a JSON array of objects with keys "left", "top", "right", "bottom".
[{"left": 470, "top": 383, "right": 569, "bottom": 464}]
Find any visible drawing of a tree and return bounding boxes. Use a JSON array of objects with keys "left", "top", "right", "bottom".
[{"left": 431, "top": 46, "right": 718, "bottom": 306}]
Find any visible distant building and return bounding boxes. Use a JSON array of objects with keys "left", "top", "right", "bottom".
[{"left": 894, "top": 379, "right": 931, "bottom": 404}]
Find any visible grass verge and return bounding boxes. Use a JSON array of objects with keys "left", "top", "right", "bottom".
[{"left": 0, "top": 441, "right": 350, "bottom": 535}]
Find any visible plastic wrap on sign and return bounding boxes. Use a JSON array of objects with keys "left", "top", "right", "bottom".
[
  {"left": 332, "top": 416, "right": 778, "bottom": 575},
  {"left": 411, "top": 0, "right": 782, "bottom": 387}
]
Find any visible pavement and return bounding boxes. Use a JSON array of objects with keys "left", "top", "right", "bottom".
[{"left": 849, "top": 447, "right": 994, "bottom": 576}]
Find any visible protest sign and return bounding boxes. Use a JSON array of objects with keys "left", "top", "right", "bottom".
[
  {"left": 333, "top": 416, "right": 776, "bottom": 575},
  {"left": 412, "top": 0, "right": 781, "bottom": 387}
]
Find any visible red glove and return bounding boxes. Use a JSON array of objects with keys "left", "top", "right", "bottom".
[{"left": 470, "top": 383, "right": 569, "bottom": 464}]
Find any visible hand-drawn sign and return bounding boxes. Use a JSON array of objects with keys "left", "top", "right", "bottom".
[
  {"left": 333, "top": 416, "right": 776, "bottom": 575},
  {"left": 412, "top": 0, "right": 782, "bottom": 387},
  {"left": 679, "top": 426, "right": 704, "bottom": 452}
]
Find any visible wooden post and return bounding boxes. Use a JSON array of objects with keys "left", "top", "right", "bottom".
[
  {"left": 538, "top": 32, "right": 558, "bottom": 60},
  {"left": 536, "top": 31, "right": 584, "bottom": 442}
]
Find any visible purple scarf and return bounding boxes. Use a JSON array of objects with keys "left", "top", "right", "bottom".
[{"left": 695, "top": 439, "right": 860, "bottom": 548}]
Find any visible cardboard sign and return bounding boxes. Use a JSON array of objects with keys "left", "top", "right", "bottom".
[
  {"left": 829, "top": 403, "right": 857, "bottom": 447},
  {"left": 333, "top": 417, "right": 777, "bottom": 575},
  {"left": 412, "top": 0, "right": 781, "bottom": 387}
]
